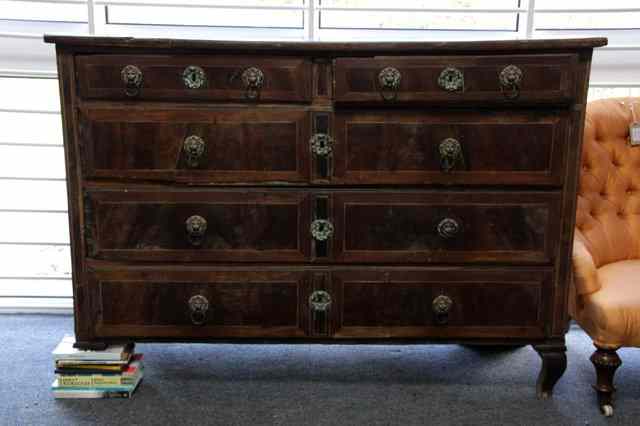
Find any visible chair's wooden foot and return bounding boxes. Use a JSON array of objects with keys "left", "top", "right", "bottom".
[
  {"left": 533, "top": 342, "right": 567, "bottom": 399},
  {"left": 590, "top": 346, "right": 621, "bottom": 417}
]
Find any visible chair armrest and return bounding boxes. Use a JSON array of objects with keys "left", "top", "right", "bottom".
[{"left": 572, "top": 236, "right": 601, "bottom": 296}]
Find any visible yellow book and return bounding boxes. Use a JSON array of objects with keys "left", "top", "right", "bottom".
[{"left": 56, "top": 358, "right": 143, "bottom": 388}]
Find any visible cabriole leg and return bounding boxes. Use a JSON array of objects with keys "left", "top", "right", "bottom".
[{"left": 533, "top": 342, "right": 567, "bottom": 399}]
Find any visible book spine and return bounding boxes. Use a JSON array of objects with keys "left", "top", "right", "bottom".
[
  {"left": 56, "top": 375, "right": 136, "bottom": 387},
  {"left": 53, "top": 389, "right": 133, "bottom": 399}
]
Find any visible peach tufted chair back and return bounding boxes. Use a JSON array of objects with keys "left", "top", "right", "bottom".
[{"left": 576, "top": 97, "right": 640, "bottom": 268}]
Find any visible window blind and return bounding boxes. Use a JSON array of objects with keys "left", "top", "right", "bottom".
[{"left": 0, "top": 0, "right": 639, "bottom": 312}]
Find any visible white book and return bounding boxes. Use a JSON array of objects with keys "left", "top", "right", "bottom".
[
  {"left": 52, "top": 335, "right": 133, "bottom": 362},
  {"left": 51, "top": 378, "right": 142, "bottom": 399}
]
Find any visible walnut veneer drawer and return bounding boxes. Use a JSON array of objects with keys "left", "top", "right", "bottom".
[
  {"left": 84, "top": 189, "right": 311, "bottom": 263},
  {"left": 79, "top": 108, "right": 310, "bottom": 183},
  {"left": 331, "top": 110, "right": 571, "bottom": 186},
  {"left": 76, "top": 55, "right": 312, "bottom": 102},
  {"left": 87, "top": 266, "right": 549, "bottom": 339},
  {"left": 331, "top": 191, "right": 561, "bottom": 264},
  {"left": 331, "top": 268, "right": 550, "bottom": 339},
  {"left": 334, "top": 54, "right": 578, "bottom": 105},
  {"left": 90, "top": 269, "right": 308, "bottom": 338},
  {"left": 78, "top": 107, "right": 570, "bottom": 186},
  {"left": 84, "top": 189, "right": 559, "bottom": 265}
]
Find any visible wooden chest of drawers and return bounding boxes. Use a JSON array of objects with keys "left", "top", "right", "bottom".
[{"left": 46, "top": 35, "right": 606, "bottom": 398}]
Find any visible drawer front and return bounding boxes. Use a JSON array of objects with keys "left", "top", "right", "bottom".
[
  {"left": 79, "top": 108, "right": 310, "bottom": 183},
  {"left": 90, "top": 269, "right": 308, "bottom": 338},
  {"left": 329, "top": 268, "right": 550, "bottom": 338},
  {"left": 84, "top": 189, "right": 311, "bottom": 262},
  {"left": 334, "top": 54, "right": 578, "bottom": 105},
  {"left": 76, "top": 55, "right": 312, "bottom": 102},
  {"left": 85, "top": 190, "right": 559, "bottom": 264},
  {"left": 332, "top": 110, "right": 569, "bottom": 186},
  {"left": 331, "top": 191, "right": 561, "bottom": 264}
]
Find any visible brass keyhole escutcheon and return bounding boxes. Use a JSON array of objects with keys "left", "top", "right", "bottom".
[
  {"left": 310, "top": 219, "right": 334, "bottom": 241},
  {"left": 183, "top": 65, "right": 206, "bottom": 89},
  {"left": 310, "top": 133, "right": 334, "bottom": 157},
  {"left": 309, "top": 290, "right": 332, "bottom": 312},
  {"left": 438, "top": 67, "right": 464, "bottom": 92}
]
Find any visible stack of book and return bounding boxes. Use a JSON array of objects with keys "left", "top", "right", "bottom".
[{"left": 51, "top": 335, "right": 144, "bottom": 399}]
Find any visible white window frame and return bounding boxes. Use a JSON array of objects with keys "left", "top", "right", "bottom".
[{"left": 1, "top": 0, "right": 639, "bottom": 313}]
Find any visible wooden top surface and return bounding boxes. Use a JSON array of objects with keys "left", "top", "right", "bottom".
[{"left": 44, "top": 35, "right": 607, "bottom": 54}]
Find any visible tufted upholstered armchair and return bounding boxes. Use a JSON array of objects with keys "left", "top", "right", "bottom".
[{"left": 572, "top": 97, "right": 640, "bottom": 416}]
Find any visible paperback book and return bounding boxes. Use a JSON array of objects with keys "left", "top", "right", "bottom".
[{"left": 51, "top": 335, "right": 143, "bottom": 399}]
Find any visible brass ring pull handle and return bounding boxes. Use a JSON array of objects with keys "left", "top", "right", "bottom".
[
  {"left": 185, "top": 215, "right": 207, "bottom": 247},
  {"left": 438, "top": 66, "right": 464, "bottom": 92},
  {"left": 437, "top": 217, "right": 460, "bottom": 239},
  {"left": 309, "top": 290, "right": 332, "bottom": 312},
  {"left": 499, "top": 64, "right": 523, "bottom": 100},
  {"left": 188, "top": 294, "right": 209, "bottom": 326},
  {"left": 241, "top": 67, "right": 265, "bottom": 100},
  {"left": 310, "top": 219, "right": 334, "bottom": 241},
  {"left": 438, "top": 138, "right": 462, "bottom": 173},
  {"left": 310, "top": 133, "right": 334, "bottom": 157},
  {"left": 183, "top": 135, "right": 206, "bottom": 168},
  {"left": 378, "top": 67, "right": 401, "bottom": 101},
  {"left": 183, "top": 65, "right": 207, "bottom": 89},
  {"left": 121, "top": 65, "right": 143, "bottom": 97},
  {"left": 432, "top": 294, "right": 453, "bottom": 325}
]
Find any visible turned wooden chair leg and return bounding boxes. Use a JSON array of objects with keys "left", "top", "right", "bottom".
[{"left": 590, "top": 346, "right": 622, "bottom": 417}]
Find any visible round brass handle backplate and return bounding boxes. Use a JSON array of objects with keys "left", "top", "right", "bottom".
[
  {"left": 183, "top": 135, "right": 206, "bottom": 168},
  {"left": 432, "top": 294, "right": 453, "bottom": 325},
  {"left": 438, "top": 138, "right": 462, "bottom": 173},
  {"left": 185, "top": 215, "right": 207, "bottom": 246},
  {"left": 499, "top": 64, "right": 523, "bottom": 99},
  {"left": 188, "top": 294, "right": 209, "bottom": 325},
  {"left": 378, "top": 67, "right": 401, "bottom": 100},
  {"left": 121, "top": 65, "right": 143, "bottom": 96},
  {"left": 241, "top": 67, "right": 265, "bottom": 99},
  {"left": 437, "top": 217, "right": 460, "bottom": 239}
]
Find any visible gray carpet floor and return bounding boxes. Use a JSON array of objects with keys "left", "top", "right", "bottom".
[{"left": 1, "top": 315, "right": 639, "bottom": 426}]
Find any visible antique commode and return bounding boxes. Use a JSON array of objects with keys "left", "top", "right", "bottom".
[{"left": 46, "top": 35, "right": 606, "bottom": 397}]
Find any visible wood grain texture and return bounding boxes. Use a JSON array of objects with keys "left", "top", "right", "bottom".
[
  {"left": 334, "top": 54, "right": 578, "bottom": 106},
  {"left": 84, "top": 188, "right": 311, "bottom": 262},
  {"left": 79, "top": 107, "right": 310, "bottom": 183},
  {"left": 44, "top": 35, "right": 607, "bottom": 53},
  {"left": 91, "top": 269, "right": 307, "bottom": 338},
  {"left": 333, "top": 110, "right": 569, "bottom": 185},
  {"left": 332, "top": 268, "right": 551, "bottom": 338},
  {"left": 51, "top": 36, "right": 600, "bottom": 396},
  {"left": 76, "top": 55, "right": 312, "bottom": 103},
  {"left": 332, "top": 191, "right": 560, "bottom": 264}
]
